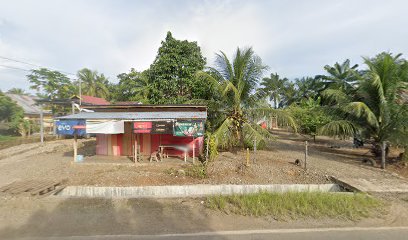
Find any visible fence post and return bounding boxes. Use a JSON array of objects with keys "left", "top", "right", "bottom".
[
  {"left": 304, "top": 141, "right": 308, "bottom": 170},
  {"left": 206, "top": 137, "right": 210, "bottom": 162},
  {"left": 246, "top": 148, "right": 250, "bottom": 166},
  {"left": 253, "top": 137, "right": 257, "bottom": 164},
  {"left": 381, "top": 141, "right": 386, "bottom": 169}
]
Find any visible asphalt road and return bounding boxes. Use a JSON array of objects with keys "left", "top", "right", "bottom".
[{"left": 19, "top": 227, "right": 408, "bottom": 240}]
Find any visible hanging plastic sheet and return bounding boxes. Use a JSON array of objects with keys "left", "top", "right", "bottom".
[{"left": 86, "top": 120, "right": 124, "bottom": 134}]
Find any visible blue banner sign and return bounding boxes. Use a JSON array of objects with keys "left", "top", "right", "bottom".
[{"left": 56, "top": 120, "right": 86, "bottom": 135}]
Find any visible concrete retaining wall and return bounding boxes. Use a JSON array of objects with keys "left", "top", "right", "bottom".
[{"left": 57, "top": 184, "right": 342, "bottom": 198}]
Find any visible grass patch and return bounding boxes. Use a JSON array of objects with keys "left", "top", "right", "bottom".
[
  {"left": 206, "top": 192, "right": 384, "bottom": 221},
  {"left": 0, "top": 135, "right": 17, "bottom": 142},
  {"left": 164, "top": 164, "right": 208, "bottom": 179}
]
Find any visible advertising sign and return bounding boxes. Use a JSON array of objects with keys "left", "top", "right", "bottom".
[
  {"left": 56, "top": 120, "right": 86, "bottom": 135},
  {"left": 151, "top": 121, "right": 173, "bottom": 134},
  {"left": 133, "top": 121, "right": 152, "bottom": 133},
  {"left": 173, "top": 120, "right": 204, "bottom": 137}
]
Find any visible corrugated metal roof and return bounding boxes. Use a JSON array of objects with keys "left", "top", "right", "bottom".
[
  {"left": 5, "top": 93, "right": 42, "bottom": 115},
  {"left": 58, "top": 111, "right": 207, "bottom": 120}
]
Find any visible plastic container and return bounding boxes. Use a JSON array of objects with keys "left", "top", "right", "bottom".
[{"left": 75, "top": 155, "right": 84, "bottom": 162}]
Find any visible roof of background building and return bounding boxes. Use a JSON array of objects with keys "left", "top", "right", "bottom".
[
  {"left": 5, "top": 93, "right": 47, "bottom": 115},
  {"left": 80, "top": 95, "right": 110, "bottom": 105},
  {"left": 58, "top": 111, "right": 207, "bottom": 120}
]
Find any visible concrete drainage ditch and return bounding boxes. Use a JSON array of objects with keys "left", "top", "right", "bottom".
[{"left": 55, "top": 184, "right": 346, "bottom": 198}]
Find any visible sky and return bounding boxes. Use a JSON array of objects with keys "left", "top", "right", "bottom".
[{"left": 0, "top": 0, "right": 407, "bottom": 93}]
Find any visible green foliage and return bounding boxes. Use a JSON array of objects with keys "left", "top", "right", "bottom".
[
  {"left": 258, "top": 73, "right": 290, "bottom": 108},
  {"left": 148, "top": 31, "right": 207, "bottom": 104},
  {"left": 205, "top": 132, "right": 219, "bottom": 161},
  {"left": 288, "top": 98, "right": 332, "bottom": 137},
  {"left": 319, "top": 52, "right": 408, "bottom": 150},
  {"left": 77, "top": 68, "right": 110, "bottom": 99},
  {"left": 7, "top": 88, "right": 27, "bottom": 95},
  {"left": 113, "top": 68, "right": 151, "bottom": 103},
  {"left": 199, "top": 47, "right": 296, "bottom": 150},
  {"left": 0, "top": 91, "right": 26, "bottom": 135},
  {"left": 206, "top": 192, "right": 383, "bottom": 220},
  {"left": 185, "top": 163, "right": 208, "bottom": 179},
  {"left": 27, "top": 68, "right": 76, "bottom": 99}
]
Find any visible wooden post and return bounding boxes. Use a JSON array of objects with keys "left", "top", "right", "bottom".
[
  {"left": 206, "top": 137, "right": 210, "bottom": 162},
  {"left": 73, "top": 133, "right": 77, "bottom": 162},
  {"left": 304, "top": 141, "right": 308, "bottom": 170},
  {"left": 246, "top": 148, "right": 250, "bottom": 166},
  {"left": 71, "top": 101, "right": 75, "bottom": 114},
  {"left": 381, "top": 141, "right": 386, "bottom": 169},
  {"left": 253, "top": 137, "right": 257, "bottom": 164},
  {"left": 133, "top": 133, "right": 139, "bottom": 163},
  {"left": 192, "top": 137, "right": 195, "bottom": 165},
  {"left": 40, "top": 105, "right": 44, "bottom": 144}
]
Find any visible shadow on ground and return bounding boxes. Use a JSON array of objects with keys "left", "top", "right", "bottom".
[{"left": 0, "top": 198, "right": 224, "bottom": 239}]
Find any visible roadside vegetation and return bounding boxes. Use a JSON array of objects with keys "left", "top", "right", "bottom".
[
  {"left": 206, "top": 192, "right": 384, "bottom": 221},
  {"left": 2, "top": 31, "right": 406, "bottom": 162}
]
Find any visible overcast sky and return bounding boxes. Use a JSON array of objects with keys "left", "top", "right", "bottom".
[{"left": 0, "top": 0, "right": 407, "bottom": 93}]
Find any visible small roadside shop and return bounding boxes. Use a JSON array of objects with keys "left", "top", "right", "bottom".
[{"left": 55, "top": 105, "right": 207, "bottom": 163}]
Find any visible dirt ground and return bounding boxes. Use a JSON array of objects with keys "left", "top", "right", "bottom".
[
  {"left": 1, "top": 131, "right": 408, "bottom": 238},
  {"left": 0, "top": 130, "right": 406, "bottom": 187}
]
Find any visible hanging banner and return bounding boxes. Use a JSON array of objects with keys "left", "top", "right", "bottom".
[
  {"left": 151, "top": 121, "right": 173, "bottom": 134},
  {"left": 133, "top": 122, "right": 152, "bottom": 133},
  {"left": 56, "top": 120, "right": 86, "bottom": 135},
  {"left": 173, "top": 120, "right": 204, "bottom": 137},
  {"left": 86, "top": 120, "right": 124, "bottom": 134}
]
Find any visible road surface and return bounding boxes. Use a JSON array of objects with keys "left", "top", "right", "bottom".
[{"left": 18, "top": 227, "right": 408, "bottom": 240}]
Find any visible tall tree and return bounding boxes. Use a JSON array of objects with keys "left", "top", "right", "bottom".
[
  {"left": 27, "top": 68, "right": 76, "bottom": 99},
  {"left": 259, "top": 73, "right": 289, "bottom": 108},
  {"left": 114, "top": 68, "right": 151, "bottom": 103},
  {"left": 148, "top": 31, "right": 206, "bottom": 104},
  {"left": 318, "top": 59, "right": 360, "bottom": 93},
  {"left": 197, "top": 47, "right": 296, "bottom": 149},
  {"left": 319, "top": 52, "right": 408, "bottom": 156},
  {"left": 77, "top": 68, "right": 110, "bottom": 99}
]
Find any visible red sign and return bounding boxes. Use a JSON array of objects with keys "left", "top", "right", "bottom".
[{"left": 133, "top": 122, "right": 152, "bottom": 133}]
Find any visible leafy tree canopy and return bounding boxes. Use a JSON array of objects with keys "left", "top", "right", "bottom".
[
  {"left": 77, "top": 68, "right": 110, "bottom": 99},
  {"left": 27, "top": 68, "right": 76, "bottom": 99},
  {"left": 148, "top": 31, "right": 207, "bottom": 104}
]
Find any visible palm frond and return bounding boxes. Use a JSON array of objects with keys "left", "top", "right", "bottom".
[
  {"left": 343, "top": 102, "right": 379, "bottom": 128},
  {"left": 212, "top": 118, "right": 236, "bottom": 149},
  {"left": 242, "top": 122, "right": 275, "bottom": 148},
  {"left": 318, "top": 120, "right": 356, "bottom": 138}
]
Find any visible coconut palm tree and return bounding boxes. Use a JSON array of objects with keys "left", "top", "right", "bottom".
[
  {"left": 197, "top": 47, "right": 297, "bottom": 149},
  {"left": 259, "top": 73, "right": 289, "bottom": 108},
  {"left": 319, "top": 53, "right": 408, "bottom": 156},
  {"left": 77, "top": 68, "right": 110, "bottom": 99}
]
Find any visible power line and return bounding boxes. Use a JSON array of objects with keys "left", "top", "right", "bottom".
[
  {"left": 0, "top": 64, "right": 32, "bottom": 72},
  {"left": 0, "top": 55, "right": 76, "bottom": 76}
]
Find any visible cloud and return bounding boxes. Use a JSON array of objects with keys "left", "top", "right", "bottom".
[{"left": 0, "top": 0, "right": 407, "bottom": 93}]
